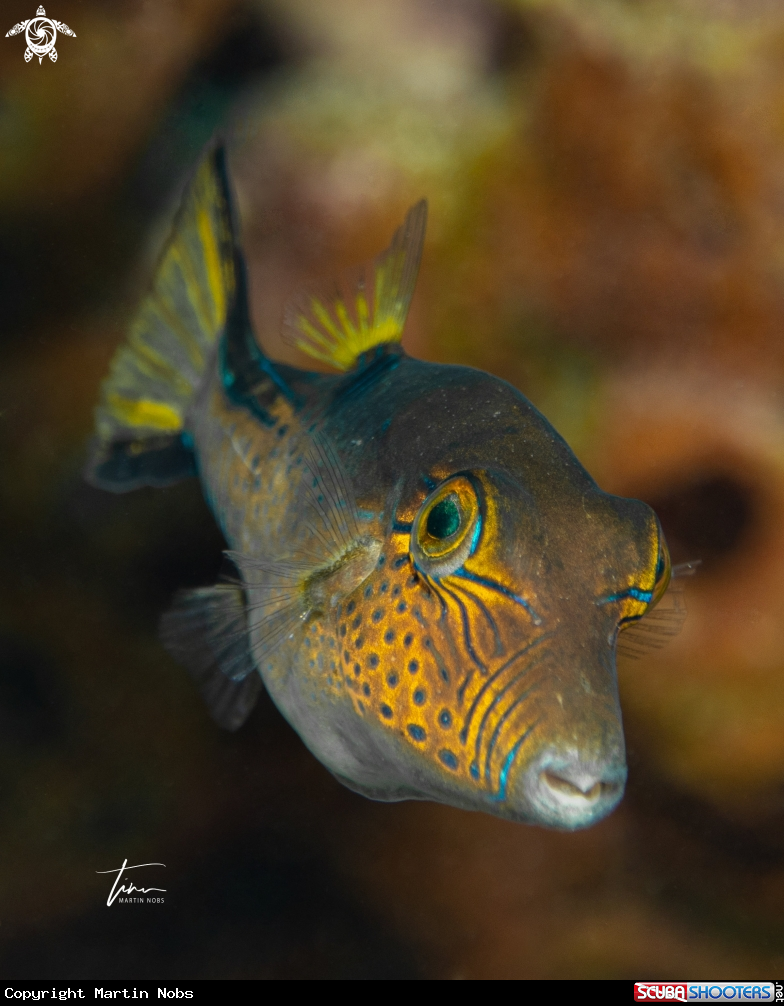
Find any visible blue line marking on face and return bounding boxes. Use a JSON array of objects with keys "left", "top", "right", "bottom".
[
  {"left": 393, "top": 519, "right": 413, "bottom": 533},
  {"left": 447, "top": 578, "right": 503, "bottom": 658},
  {"left": 487, "top": 720, "right": 539, "bottom": 802},
  {"left": 461, "top": 634, "right": 553, "bottom": 737},
  {"left": 597, "top": 587, "right": 654, "bottom": 605},
  {"left": 439, "top": 582, "right": 486, "bottom": 673},
  {"left": 483, "top": 684, "right": 540, "bottom": 784},
  {"left": 453, "top": 570, "right": 542, "bottom": 626},
  {"left": 468, "top": 515, "right": 482, "bottom": 556}
]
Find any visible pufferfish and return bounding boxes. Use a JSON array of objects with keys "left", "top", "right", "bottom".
[{"left": 86, "top": 147, "right": 686, "bottom": 830}]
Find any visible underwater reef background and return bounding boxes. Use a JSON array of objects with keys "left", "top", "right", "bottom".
[{"left": 2, "top": 0, "right": 784, "bottom": 979}]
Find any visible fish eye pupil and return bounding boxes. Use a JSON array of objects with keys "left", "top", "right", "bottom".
[{"left": 426, "top": 495, "right": 460, "bottom": 539}]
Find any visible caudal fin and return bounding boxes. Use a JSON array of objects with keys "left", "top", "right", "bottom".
[{"left": 86, "top": 146, "right": 239, "bottom": 491}]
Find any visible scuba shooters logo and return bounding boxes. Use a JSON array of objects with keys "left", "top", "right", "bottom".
[
  {"left": 634, "top": 984, "right": 779, "bottom": 1002},
  {"left": 5, "top": 6, "right": 75, "bottom": 63}
]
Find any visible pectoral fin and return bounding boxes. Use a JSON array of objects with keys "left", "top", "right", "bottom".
[
  {"left": 160, "top": 584, "right": 262, "bottom": 730},
  {"left": 616, "top": 565, "right": 693, "bottom": 660}
]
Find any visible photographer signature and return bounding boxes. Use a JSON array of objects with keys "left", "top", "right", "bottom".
[{"left": 96, "top": 859, "right": 166, "bottom": 906}]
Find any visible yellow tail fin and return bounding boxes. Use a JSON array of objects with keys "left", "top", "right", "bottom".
[{"left": 87, "top": 146, "right": 237, "bottom": 488}]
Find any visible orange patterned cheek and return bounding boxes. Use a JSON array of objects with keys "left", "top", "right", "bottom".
[
  {"left": 324, "top": 534, "right": 551, "bottom": 799},
  {"left": 334, "top": 548, "right": 470, "bottom": 775}
]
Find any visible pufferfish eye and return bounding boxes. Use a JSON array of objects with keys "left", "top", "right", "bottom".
[
  {"left": 426, "top": 494, "right": 461, "bottom": 538},
  {"left": 411, "top": 475, "right": 481, "bottom": 579}
]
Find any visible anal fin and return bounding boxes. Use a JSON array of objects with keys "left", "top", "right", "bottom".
[{"left": 160, "top": 584, "right": 262, "bottom": 731}]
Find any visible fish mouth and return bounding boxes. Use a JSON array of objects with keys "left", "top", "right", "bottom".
[{"left": 513, "top": 746, "right": 627, "bottom": 829}]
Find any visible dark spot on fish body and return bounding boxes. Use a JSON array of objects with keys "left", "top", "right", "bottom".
[
  {"left": 368, "top": 654, "right": 379, "bottom": 668},
  {"left": 364, "top": 585, "right": 373, "bottom": 599},
  {"left": 380, "top": 704, "right": 393, "bottom": 719},
  {"left": 439, "top": 709, "right": 452, "bottom": 728},
  {"left": 404, "top": 633, "right": 413, "bottom": 647},
  {"left": 352, "top": 616, "right": 362, "bottom": 630},
  {"left": 384, "top": 629, "right": 395, "bottom": 644},
  {"left": 413, "top": 689, "right": 426, "bottom": 706},
  {"left": 372, "top": 610, "right": 383, "bottom": 623},
  {"left": 353, "top": 663, "right": 360, "bottom": 677},
  {"left": 408, "top": 724, "right": 426, "bottom": 742},
  {"left": 408, "top": 660, "right": 419, "bottom": 674},
  {"left": 354, "top": 637, "right": 364, "bottom": 649},
  {"left": 439, "top": 750, "right": 459, "bottom": 771},
  {"left": 387, "top": 673, "right": 398, "bottom": 687},
  {"left": 347, "top": 601, "right": 355, "bottom": 614}
]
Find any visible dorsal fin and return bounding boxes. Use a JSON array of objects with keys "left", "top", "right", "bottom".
[{"left": 283, "top": 200, "right": 427, "bottom": 371}]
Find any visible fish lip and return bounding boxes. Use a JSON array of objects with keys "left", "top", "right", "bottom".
[{"left": 516, "top": 746, "right": 627, "bottom": 830}]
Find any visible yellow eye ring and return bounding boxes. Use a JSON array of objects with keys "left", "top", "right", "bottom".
[
  {"left": 411, "top": 476, "right": 480, "bottom": 578},
  {"left": 650, "top": 529, "right": 672, "bottom": 609}
]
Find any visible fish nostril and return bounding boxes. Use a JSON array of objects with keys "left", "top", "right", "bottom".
[{"left": 541, "top": 769, "right": 618, "bottom": 802}]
